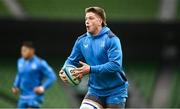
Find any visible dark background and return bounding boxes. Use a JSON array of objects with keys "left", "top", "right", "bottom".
[{"left": 0, "top": 19, "right": 179, "bottom": 61}]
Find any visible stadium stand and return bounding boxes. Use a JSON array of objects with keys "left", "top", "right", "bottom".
[
  {"left": 0, "top": 1, "right": 11, "bottom": 17},
  {"left": 0, "top": 0, "right": 180, "bottom": 108},
  {"left": 19, "top": 0, "right": 159, "bottom": 20}
]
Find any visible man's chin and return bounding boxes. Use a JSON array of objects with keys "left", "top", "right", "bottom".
[
  {"left": 23, "top": 56, "right": 30, "bottom": 60},
  {"left": 87, "top": 30, "right": 92, "bottom": 33},
  {"left": 86, "top": 29, "right": 90, "bottom": 32}
]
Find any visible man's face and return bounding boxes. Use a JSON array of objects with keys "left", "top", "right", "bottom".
[
  {"left": 85, "top": 12, "right": 102, "bottom": 34},
  {"left": 21, "top": 46, "right": 34, "bottom": 59}
]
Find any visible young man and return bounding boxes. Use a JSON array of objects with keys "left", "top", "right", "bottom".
[
  {"left": 12, "top": 41, "right": 56, "bottom": 108},
  {"left": 59, "top": 7, "right": 128, "bottom": 108}
]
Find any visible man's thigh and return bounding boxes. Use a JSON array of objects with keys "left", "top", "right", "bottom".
[
  {"left": 80, "top": 93, "right": 105, "bottom": 109},
  {"left": 18, "top": 97, "right": 42, "bottom": 108},
  {"left": 106, "top": 94, "right": 127, "bottom": 109},
  {"left": 18, "top": 99, "right": 28, "bottom": 109},
  {"left": 27, "top": 97, "right": 43, "bottom": 108}
]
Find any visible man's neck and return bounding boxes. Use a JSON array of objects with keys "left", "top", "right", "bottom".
[
  {"left": 92, "top": 26, "right": 102, "bottom": 36},
  {"left": 24, "top": 54, "right": 34, "bottom": 60}
]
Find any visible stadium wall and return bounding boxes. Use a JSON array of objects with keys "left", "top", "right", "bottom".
[{"left": 0, "top": 19, "right": 179, "bottom": 61}]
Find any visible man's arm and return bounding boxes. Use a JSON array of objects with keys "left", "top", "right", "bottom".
[
  {"left": 60, "top": 37, "right": 84, "bottom": 82},
  {"left": 40, "top": 60, "right": 57, "bottom": 90},
  {"left": 13, "top": 74, "right": 21, "bottom": 88},
  {"left": 12, "top": 60, "right": 21, "bottom": 94},
  {"left": 90, "top": 36, "right": 122, "bottom": 74},
  {"left": 73, "top": 36, "right": 122, "bottom": 78},
  {"left": 63, "top": 38, "right": 84, "bottom": 68}
]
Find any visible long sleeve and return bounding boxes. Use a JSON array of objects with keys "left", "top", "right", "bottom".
[
  {"left": 13, "top": 73, "right": 21, "bottom": 88},
  {"left": 13, "top": 61, "right": 21, "bottom": 88},
  {"left": 90, "top": 36, "right": 123, "bottom": 74},
  {"left": 40, "top": 60, "right": 56, "bottom": 90},
  {"left": 63, "top": 38, "right": 84, "bottom": 68}
]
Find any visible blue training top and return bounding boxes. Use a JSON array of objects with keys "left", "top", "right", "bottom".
[
  {"left": 13, "top": 55, "right": 56, "bottom": 99},
  {"left": 64, "top": 26, "right": 128, "bottom": 96}
]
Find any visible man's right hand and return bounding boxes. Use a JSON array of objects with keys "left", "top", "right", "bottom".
[
  {"left": 12, "top": 87, "right": 19, "bottom": 94},
  {"left": 59, "top": 69, "right": 68, "bottom": 82}
]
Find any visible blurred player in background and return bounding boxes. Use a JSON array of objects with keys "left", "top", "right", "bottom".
[
  {"left": 59, "top": 7, "right": 128, "bottom": 108},
  {"left": 12, "top": 41, "right": 56, "bottom": 109}
]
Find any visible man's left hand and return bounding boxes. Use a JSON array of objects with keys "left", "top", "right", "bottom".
[
  {"left": 34, "top": 86, "right": 45, "bottom": 94},
  {"left": 72, "top": 61, "right": 90, "bottom": 79}
]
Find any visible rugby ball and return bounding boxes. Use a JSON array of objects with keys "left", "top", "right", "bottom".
[{"left": 63, "top": 65, "right": 81, "bottom": 86}]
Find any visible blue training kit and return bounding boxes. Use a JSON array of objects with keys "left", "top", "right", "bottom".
[
  {"left": 63, "top": 26, "right": 128, "bottom": 98},
  {"left": 13, "top": 55, "right": 56, "bottom": 108}
]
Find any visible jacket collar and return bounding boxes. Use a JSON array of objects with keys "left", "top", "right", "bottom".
[{"left": 86, "top": 26, "right": 110, "bottom": 38}]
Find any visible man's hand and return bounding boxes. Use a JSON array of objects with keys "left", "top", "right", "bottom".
[
  {"left": 72, "top": 61, "right": 90, "bottom": 79},
  {"left": 34, "top": 86, "right": 44, "bottom": 95},
  {"left": 59, "top": 69, "right": 68, "bottom": 82},
  {"left": 12, "top": 87, "right": 19, "bottom": 94}
]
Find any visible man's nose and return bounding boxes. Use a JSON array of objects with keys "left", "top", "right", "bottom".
[{"left": 85, "top": 20, "right": 89, "bottom": 24}]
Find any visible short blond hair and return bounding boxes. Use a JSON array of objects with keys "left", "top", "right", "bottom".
[{"left": 85, "top": 6, "right": 107, "bottom": 26}]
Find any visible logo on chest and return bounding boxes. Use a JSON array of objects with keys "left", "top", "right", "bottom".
[
  {"left": 18, "top": 63, "right": 23, "bottom": 68},
  {"left": 100, "top": 41, "right": 105, "bottom": 48},
  {"left": 83, "top": 43, "right": 88, "bottom": 48},
  {"left": 31, "top": 63, "right": 37, "bottom": 70}
]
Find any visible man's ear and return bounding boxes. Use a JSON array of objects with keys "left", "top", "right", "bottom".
[
  {"left": 31, "top": 48, "right": 35, "bottom": 54},
  {"left": 98, "top": 18, "right": 103, "bottom": 26}
]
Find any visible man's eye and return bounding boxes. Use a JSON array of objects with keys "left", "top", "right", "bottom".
[{"left": 89, "top": 17, "right": 94, "bottom": 20}]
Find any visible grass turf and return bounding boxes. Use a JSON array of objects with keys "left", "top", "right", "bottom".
[
  {"left": 177, "top": 0, "right": 180, "bottom": 20},
  {"left": 170, "top": 68, "right": 180, "bottom": 107},
  {"left": 1, "top": 57, "right": 179, "bottom": 107},
  {"left": 125, "top": 61, "right": 158, "bottom": 103}
]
